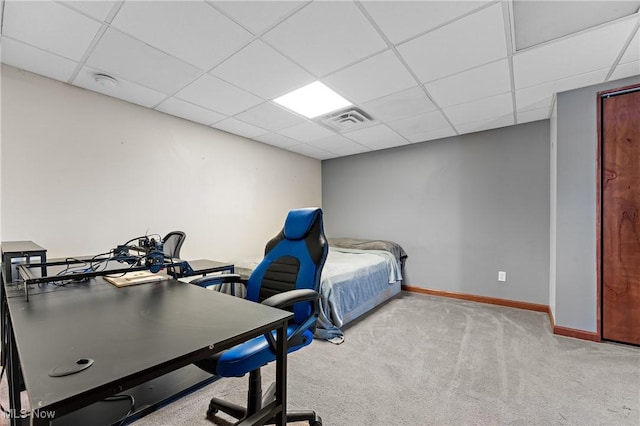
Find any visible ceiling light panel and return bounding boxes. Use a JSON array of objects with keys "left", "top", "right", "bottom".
[
  {"left": 361, "top": 86, "right": 437, "bottom": 122},
  {"left": 73, "top": 66, "right": 166, "bottom": 108},
  {"left": 397, "top": 3, "right": 507, "bottom": 83},
  {"left": 110, "top": 1, "right": 253, "bottom": 70},
  {"left": 323, "top": 50, "right": 417, "bottom": 104},
  {"left": 212, "top": 1, "right": 307, "bottom": 35},
  {"left": 86, "top": 29, "right": 202, "bottom": 94},
  {"left": 234, "top": 102, "right": 306, "bottom": 132},
  {"left": 174, "top": 73, "right": 262, "bottom": 116},
  {"left": 362, "top": 0, "right": 492, "bottom": 45},
  {"left": 3, "top": 1, "right": 101, "bottom": 61},
  {"left": 425, "top": 59, "right": 512, "bottom": 108},
  {"left": 274, "top": 81, "right": 351, "bottom": 119},
  {"left": 263, "top": 1, "right": 387, "bottom": 76},
  {"left": 513, "top": 17, "right": 637, "bottom": 89},
  {"left": 155, "top": 97, "right": 226, "bottom": 126},
  {"left": 0, "top": 37, "right": 78, "bottom": 83},
  {"left": 211, "top": 40, "right": 314, "bottom": 100},
  {"left": 513, "top": 0, "right": 640, "bottom": 50}
]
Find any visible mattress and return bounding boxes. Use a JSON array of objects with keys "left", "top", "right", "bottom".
[{"left": 314, "top": 247, "right": 403, "bottom": 343}]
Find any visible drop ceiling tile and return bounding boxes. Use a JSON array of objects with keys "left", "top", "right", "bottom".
[
  {"left": 211, "top": 40, "right": 314, "bottom": 100},
  {"left": 263, "top": 1, "right": 387, "bottom": 76},
  {"left": 1, "top": 37, "right": 78, "bottom": 83},
  {"left": 213, "top": 1, "right": 307, "bottom": 35},
  {"left": 174, "top": 73, "right": 262, "bottom": 116},
  {"left": 73, "top": 66, "right": 167, "bottom": 108},
  {"left": 444, "top": 92, "right": 514, "bottom": 126},
  {"left": 61, "top": 1, "right": 118, "bottom": 21},
  {"left": 286, "top": 144, "right": 334, "bottom": 160},
  {"left": 3, "top": 1, "right": 101, "bottom": 61},
  {"left": 234, "top": 102, "right": 305, "bottom": 132},
  {"left": 610, "top": 60, "right": 640, "bottom": 81},
  {"left": 620, "top": 29, "right": 639, "bottom": 63},
  {"left": 212, "top": 118, "right": 269, "bottom": 139},
  {"left": 397, "top": 3, "right": 507, "bottom": 83},
  {"left": 405, "top": 126, "right": 457, "bottom": 144},
  {"left": 343, "top": 124, "right": 409, "bottom": 150},
  {"left": 87, "top": 29, "right": 202, "bottom": 94},
  {"left": 277, "top": 121, "right": 335, "bottom": 143},
  {"left": 254, "top": 132, "right": 300, "bottom": 148},
  {"left": 513, "top": 1, "right": 640, "bottom": 50},
  {"left": 111, "top": 1, "right": 252, "bottom": 70},
  {"left": 309, "top": 134, "right": 370, "bottom": 156},
  {"left": 387, "top": 110, "right": 452, "bottom": 142},
  {"left": 362, "top": 1, "right": 491, "bottom": 44},
  {"left": 360, "top": 86, "right": 437, "bottom": 122},
  {"left": 513, "top": 17, "right": 637, "bottom": 89},
  {"left": 155, "top": 97, "right": 226, "bottom": 126},
  {"left": 425, "top": 59, "right": 511, "bottom": 108},
  {"left": 515, "top": 68, "right": 608, "bottom": 112},
  {"left": 323, "top": 50, "right": 417, "bottom": 104},
  {"left": 455, "top": 114, "right": 514, "bottom": 135},
  {"left": 517, "top": 107, "right": 550, "bottom": 125}
]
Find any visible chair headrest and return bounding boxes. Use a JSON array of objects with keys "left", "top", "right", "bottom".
[{"left": 283, "top": 208, "right": 322, "bottom": 240}]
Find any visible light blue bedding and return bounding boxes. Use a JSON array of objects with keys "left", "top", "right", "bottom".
[{"left": 314, "top": 247, "right": 402, "bottom": 342}]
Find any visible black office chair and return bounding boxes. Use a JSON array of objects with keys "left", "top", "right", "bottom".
[
  {"left": 190, "top": 207, "right": 327, "bottom": 426},
  {"left": 162, "top": 231, "right": 186, "bottom": 259}
]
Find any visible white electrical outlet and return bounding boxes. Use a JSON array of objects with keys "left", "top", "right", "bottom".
[{"left": 498, "top": 271, "right": 507, "bottom": 282}]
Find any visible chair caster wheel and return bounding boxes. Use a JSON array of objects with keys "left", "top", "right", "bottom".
[
  {"left": 310, "top": 417, "right": 322, "bottom": 426},
  {"left": 206, "top": 401, "right": 218, "bottom": 417}
]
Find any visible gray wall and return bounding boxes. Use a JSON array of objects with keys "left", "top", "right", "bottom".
[
  {"left": 555, "top": 75, "right": 640, "bottom": 332},
  {"left": 323, "top": 120, "right": 550, "bottom": 305}
]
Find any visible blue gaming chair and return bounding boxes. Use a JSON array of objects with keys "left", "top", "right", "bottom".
[{"left": 191, "top": 207, "right": 328, "bottom": 425}]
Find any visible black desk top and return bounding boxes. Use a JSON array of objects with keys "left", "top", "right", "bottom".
[{"left": 6, "top": 278, "right": 291, "bottom": 416}]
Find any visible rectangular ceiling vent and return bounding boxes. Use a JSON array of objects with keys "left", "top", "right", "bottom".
[{"left": 317, "top": 107, "right": 376, "bottom": 132}]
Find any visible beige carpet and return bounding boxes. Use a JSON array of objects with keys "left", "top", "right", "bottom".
[
  {"left": 2, "top": 292, "right": 639, "bottom": 425},
  {"left": 134, "top": 292, "right": 640, "bottom": 425}
]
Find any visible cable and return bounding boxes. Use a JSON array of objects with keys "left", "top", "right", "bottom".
[{"left": 104, "top": 394, "right": 135, "bottom": 426}]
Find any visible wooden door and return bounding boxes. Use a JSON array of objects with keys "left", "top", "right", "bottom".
[{"left": 602, "top": 88, "right": 640, "bottom": 345}]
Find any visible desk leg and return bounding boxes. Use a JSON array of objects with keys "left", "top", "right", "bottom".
[
  {"left": 7, "top": 320, "right": 22, "bottom": 426},
  {"left": 275, "top": 322, "right": 287, "bottom": 426}
]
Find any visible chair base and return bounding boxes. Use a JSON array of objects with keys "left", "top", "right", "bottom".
[
  {"left": 206, "top": 369, "right": 322, "bottom": 426},
  {"left": 207, "top": 399, "right": 322, "bottom": 425}
]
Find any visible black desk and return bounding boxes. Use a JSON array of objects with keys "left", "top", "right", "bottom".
[{"left": 4, "top": 277, "right": 292, "bottom": 425}]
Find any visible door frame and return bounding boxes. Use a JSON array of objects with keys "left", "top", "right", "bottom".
[{"left": 596, "top": 83, "right": 640, "bottom": 341}]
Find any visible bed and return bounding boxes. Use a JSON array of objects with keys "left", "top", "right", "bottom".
[
  {"left": 233, "top": 238, "right": 407, "bottom": 344},
  {"left": 315, "top": 238, "right": 407, "bottom": 343}
]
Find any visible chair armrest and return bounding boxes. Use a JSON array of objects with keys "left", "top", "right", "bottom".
[
  {"left": 190, "top": 273, "right": 244, "bottom": 288},
  {"left": 261, "top": 289, "right": 319, "bottom": 309}
]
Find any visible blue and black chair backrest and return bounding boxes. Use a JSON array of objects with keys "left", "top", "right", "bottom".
[{"left": 247, "top": 207, "right": 328, "bottom": 328}]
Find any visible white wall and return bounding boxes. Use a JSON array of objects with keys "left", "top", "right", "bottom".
[{"left": 1, "top": 65, "right": 322, "bottom": 262}]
